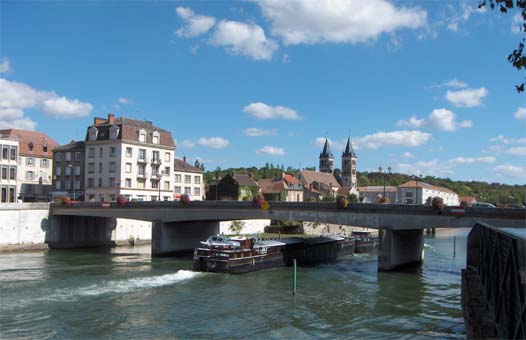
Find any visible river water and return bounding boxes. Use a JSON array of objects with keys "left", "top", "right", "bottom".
[{"left": 0, "top": 228, "right": 469, "bottom": 339}]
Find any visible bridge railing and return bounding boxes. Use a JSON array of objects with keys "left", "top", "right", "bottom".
[{"left": 466, "top": 222, "right": 526, "bottom": 339}]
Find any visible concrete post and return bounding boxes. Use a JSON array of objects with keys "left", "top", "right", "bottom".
[
  {"left": 378, "top": 229, "right": 425, "bottom": 271},
  {"left": 151, "top": 220, "right": 220, "bottom": 257}
]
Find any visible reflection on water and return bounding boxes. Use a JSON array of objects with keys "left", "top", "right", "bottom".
[{"left": 0, "top": 228, "right": 469, "bottom": 339}]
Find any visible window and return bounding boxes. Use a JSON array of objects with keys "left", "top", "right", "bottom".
[
  {"left": 151, "top": 181, "right": 158, "bottom": 189},
  {"left": 1, "top": 167, "right": 6, "bottom": 180},
  {"left": 109, "top": 162, "right": 116, "bottom": 173},
  {"left": 88, "top": 148, "right": 95, "bottom": 158},
  {"left": 138, "top": 164, "right": 145, "bottom": 176},
  {"left": 125, "top": 178, "right": 132, "bottom": 188},
  {"left": 194, "top": 176, "right": 201, "bottom": 184},
  {"left": 138, "top": 129, "right": 146, "bottom": 142},
  {"left": 99, "top": 147, "right": 103, "bottom": 157},
  {"left": 109, "top": 194, "right": 116, "bottom": 202},
  {"left": 98, "top": 178, "right": 102, "bottom": 187},
  {"left": 28, "top": 142, "right": 34, "bottom": 152},
  {"left": 139, "top": 149, "right": 146, "bottom": 161},
  {"left": 164, "top": 181, "right": 170, "bottom": 190},
  {"left": 151, "top": 196, "right": 158, "bottom": 201},
  {"left": 75, "top": 166, "right": 80, "bottom": 176},
  {"left": 66, "top": 152, "right": 71, "bottom": 161},
  {"left": 194, "top": 187, "right": 201, "bottom": 196},
  {"left": 98, "top": 163, "right": 102, "bottom": 173},
  {"left": 184, "top": 175, "right": 191, "bottom": 184},
  {"left": 75, "top": 152, "right": 81, "bottom": 161},
  {"left": 126, "top": 147, "right": 132, "bottom": 157},
  {"left": 109, "top": 177, "right": 116, "bottom": 187},
  {"left": 88, "top": 163, "right": 95, "bottom": 174},
  {"left": 65, "top": 181, "right": 71, "bottom": 190},
  {"left": 164, "top": 152, "right": 171, "bottom": 162},
  {"left": 125, "top": 163, "right": 132, "bottom": 173},
  {"left": 110, "top": 147, "right": 116, "bottom": 157},
  {"left": 9, "top": 167, "right": 15, "bottom": 180},
  {"left": 55, "top": 181, "right": 61, "bottom": 190},
  {"left": 137, "top": 179, "right": 145, "bottom": 189},
  {"left": 43, "top": 145, "right": 48, "bottom": 153},
  {"left": 136, "top": 195, "right": 145, "bottom": 202},
  {"left": 88, "top": 178, "right": 94, "bottom": 188},
  {"left": 175, "top": 174, "right": 181, "bottom": 183},
  {"left": 65, "top": 166, "right": 71, "bottom": 176},
  {"left": 75, "top": 180, "right": 80, "bottom": 189},
  {"left": 110, "top": 126, "right": 119, "bottom": 140},
  {"left": 26, "top": 158, "right": 34, "bottom": 166},
  {"left": 152, "top": 151, "right": 160, "bottom": 162},
  {"left": 152, "top": 131, "right": 160, "bottom": 144},
  {"left": 10, "top": 148, "right": 16, "bottom": 161},
  {"left": 2, "top": 147, "right": 7, "bottom": 159},
  {"left": 164, "top": 167, "right": 170, "bottom": 175},
  {"left": 26, "top": 171, "right": 34, "bottom": 180},
  {"left": 184, "top": 187, "right": 191, "bottom": 194},
  {"left": 56, "top": 166, "right": 61, "bottom": 176},
  {"left": 89, "top": 127, "right": 98, "bottom": 141},
  {"left": 174, "top": 186, "right": 181, "bottom": 194},
  {"left": 41, "top": 159, "right": 49, "bottom": 168}
]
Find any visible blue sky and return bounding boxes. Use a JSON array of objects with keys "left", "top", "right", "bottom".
[{"left": 1, "top": 1, "right": 525, "bottom": 184}]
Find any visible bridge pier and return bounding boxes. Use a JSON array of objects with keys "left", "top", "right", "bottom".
[
  {"left": 152, "top": 220, "right": 220, "bottom": 257},
  {"left": 47, "top": 215, "right": 116, "bottom": 249},
  {"left": 378, "top": 229, "right": 424, "bottom": 271}
]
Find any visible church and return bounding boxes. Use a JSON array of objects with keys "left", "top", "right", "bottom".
[{"left": 296, "top": 137, "right": 358, "bottom": 200}]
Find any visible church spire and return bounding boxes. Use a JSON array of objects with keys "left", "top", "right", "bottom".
[
  {"left": 342, "top": 137, "right": 356, "bottom": 158},
  {"left": 320, "top": 138, "right": 333, "bottom": 158}
]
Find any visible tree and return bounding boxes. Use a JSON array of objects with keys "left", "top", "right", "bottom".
[
  {"left": 229, "top": 220, "right": 244, "bottom": 234},
  {"left": 348, "top": 193, "right": 359, "bottom": 203},
  {"left": 479, "top": 0, "right": 526, "bottom": 92}
]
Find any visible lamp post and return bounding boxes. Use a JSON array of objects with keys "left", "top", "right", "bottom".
[
  {"left": 378, "top": 166, "right": 392, "bottom": 203},
  {"left": 67, "top": 164, "right": 75, "bottom": 201},
  {"left": 157, "top": 170, "right": 163, "bottom": 201}
]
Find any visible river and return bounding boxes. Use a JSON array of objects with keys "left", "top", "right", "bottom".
[{"left": 0, "top": 228, "right": 469, "bottom": 339}]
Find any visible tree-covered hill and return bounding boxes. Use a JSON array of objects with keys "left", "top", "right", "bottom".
[{"left": 204, "top": 164, "right": 525, "bottom": 206}]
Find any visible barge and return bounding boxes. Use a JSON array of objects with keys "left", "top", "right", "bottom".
[{"left": 193, "top": 235, "right": 354, "bottom": 274}]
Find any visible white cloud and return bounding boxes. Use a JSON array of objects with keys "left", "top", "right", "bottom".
[
  {"left": 506, "top": 147, "right": 526, "bottom": 156},
  {"left": 397, "top": 109, "right": 472, "bottom": 132},
  {"left": 0, "top": 58, "right": 11, "bottom": 74},
  {"left": 447, "top": 22, "right": 458, "bottom": 32},
  {"left": 494, "top": 164, "right": 526, "bottom": 179},
  {"left": 445, "top": 87, "right": 488, "bottom": 108},
  {"left": 181, "top": 140, "right": 196, "bottom": 148},
  {"left": 449, "top": 156, "right": 496, "bottom": 164},
  {"left": 0, "top": 78, "right": 92, "bottom": 128},
  {"left": 490, "top": 135, "right": 526, "bottom": 145},
  {"left": 446, "top": 3, "right": 485, "bottom": 33},
  {"left": 243, "top": 102, "right": 300, "bottom": 120},
  {"left": 512, "top": 13, "right": 524, "bottom": 34},
  {"left": 243, "top": 127, "right": 277, "bottom": 137},
  {"left": 175, "top": 7, "right": 216, "bottom": 38},
  {"left": 258, "top": 0, "right": 427, "bottom": 45},
  {"left": 256, "top": 146, "right": 285, "bottom": 156},
  {"left": 401, "top": 151, "right": 414, "bottom": 158},
  {"left": 314, "top": 137, "right": 345, "bottom": 150},
  {"left": 210, "top": 20, "right": 278, "bottom": 61},
  {"left": 514, "top": 107, "right": 526, "bottom": 120},
  {"left": 197, "top": 137, "right": 229, "bottom": 149},
  {"left": 444, "top": 79, "right": 467, "bottom": 88},
  {"left": 354, "top": 130, "right": 432, "bottom": 149},
  {"left": 118, "top": 97, "right": 130, "bottom": 105},
  {"left": 397, "top": 159, "right": 454, "bottom": 177}
]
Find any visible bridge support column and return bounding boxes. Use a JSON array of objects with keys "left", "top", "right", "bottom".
[
  {"left": 378, "top": 229, "right": 424, "bottom": 271},
  {"left": 152, "top": 220, "right": 220, "bottom": 257},
  {"left": 47, "top": 215, "right": 117, "bottom": 249}
]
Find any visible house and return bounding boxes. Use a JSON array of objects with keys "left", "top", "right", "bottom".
[
  {"left": 214, "top": 173, "right": 259, "bottom": 201},
  {"left": 52, "top": 141, "right": 85, "bottom": 201},
  {"left": 358, "top": 186, "right": 398, "bottom": 203},
  {"left": 397, "top": 180, "right": 459, "bottom": 206},
  {"left": 174, "top": 157, "right": 204, "bottom": 201},
  {"left": 296, "top": 169, "right": 340, "bottom": 201},
  {"left": 0, "top": 133, "right": 19, "bottom": 203},
  {"left": 259, "top": 173, "right": 303, "bottom": 202},
  {"left": 83, "top": 114, "right": 175, "bottom": 202},
  {"left": 0, "top": 129, "right": 59, "bottom": 202}
]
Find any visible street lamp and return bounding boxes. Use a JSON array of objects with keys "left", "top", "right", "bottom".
[
  {"left": 67, "top": 164, "right": 75, "bottom": 201},
  {"left": 378, "top": 166, "right": 392, "bottom": 203},
  {"left": 157, "top": 170, "right": 164, "bottom": 201}
]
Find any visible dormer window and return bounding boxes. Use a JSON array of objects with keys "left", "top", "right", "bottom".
[
  {"left": 138, "top": 129, "right": 146, "bottom": 143},
  {"left": 152, "top": 131, "right": 160, "bottom": 144},
  {"left": 28, "top": 142, "right": 34, "bottom": 152},
  {"left": 109, "top": 125, "right": 120, "bottom": 140},
  {"left": 89, "top": 127, "right": 98, "bottom": 141},
  {"left": 43, "top": 144, "right": 48, "bottom": 153}
]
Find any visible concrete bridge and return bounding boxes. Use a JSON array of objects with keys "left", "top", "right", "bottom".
[{"left": 49, "top": 201, "right": 525, "bottom": 271}]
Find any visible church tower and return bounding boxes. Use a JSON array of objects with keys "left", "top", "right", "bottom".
[
  {"left": 319, "top": 138, "right": 334, "bottom": 173},
  {"left": 341, "top": 137, "right": 357, "bottom": 188}
]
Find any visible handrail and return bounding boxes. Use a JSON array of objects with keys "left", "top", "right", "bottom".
[{"left": 466, "top": 222, "right": 526, "bottom": 339}]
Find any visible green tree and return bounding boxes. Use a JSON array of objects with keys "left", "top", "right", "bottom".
[{"left": 229, "top": 220, "right": 244, "bottom": 234}]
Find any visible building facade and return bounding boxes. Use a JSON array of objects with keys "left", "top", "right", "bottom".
[
  {"left": 173, "top": 158, "right": 205, "bottom": 201},
  {"left": 259, "top": 173, "right": 304, "bottom": 202},
  {"left": 358, "top": 186, "right": 398, "bottom": 203},
  {"left": 83, "top": 114, "right": 176, "bottom": 202},
  {"left": 214, "top": 173, "right": 259, "bottom": 201},
  {"left": 397, "top": 180, "right": 459, "bottom": 206},
  {"left": 0, "top": 135, "right": 19, "bottom": 203},
  {"left": 52, "top": 141, "right": 85, "bottom": 201},
  {"left": 0, "top": 129, "right": 59, "bottom": 202}
]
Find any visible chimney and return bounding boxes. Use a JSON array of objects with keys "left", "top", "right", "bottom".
[
  {"left": 183, "top": 156, "right": 186, "bottom": 163},
  {"left": 94, "top": 117, "right": 105, "bottom": 125},
  {"left": 107, "top": 114, "right": 115, "bottom": 123},
  {"left": 247, "top": 172, "right": 253, "bottom": 179}
]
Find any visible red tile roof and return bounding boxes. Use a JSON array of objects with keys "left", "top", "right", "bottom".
[
  {"left": 398, "top": 181, "right": 458, "bottom": 195},
  {"left": 0, "top": 129, "right": 59, "bottom": 157},
  {"left": 297, "top": 170, "right": 341, "bottom": 188}
]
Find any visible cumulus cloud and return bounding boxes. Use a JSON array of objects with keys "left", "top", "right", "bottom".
[
  {"left": 449, "top": 156, "right": 496, "bottom": 164},
  {"left": 514, "top": 107, "right": 526, "bottom": 120},
  {"left": 444, "top": 79, "right": 467, "bottom": 88},
  {"left": 445, "top": 87, "right": 488, "bottom": 108},
  {"left": 257, "top": 0, "right": 427, "bottom": 45},
  {"left": 0, "top": 78, "right": 93, "bottom": 130},
  {"left": 353, "top": 130, "right": 432, "bottom": 149},
  {"left": 401, "top": 151, "right": 414, "bottom": 158},
  {"left": 175, "top": 7, "right": 216, "bottom": 38},
  {"left": 243, "top": 102, "right": 300, "bottom": 120},
  {"left": 197, "top": 137, "right": 229, "bottom": 149},
  {"left": 506, "top": 147, "right": 526, "bottom": 156},
  {"left": 256, "top": 146, "right": 285, "bottom": 156},
  {"left": 397, "top": 109, "right": 472, "bottom": 132},
  {"left": 397, "top": 159, "right": 454, "bottom": 177},
  {"left": 494, "top": 164, "right": 526, "bottom": 179},
  {"left": 118, "top": 97, "right": 130, "bottom": 105},
  {"left": 489, "top": 135, "right": 526, "bottom": 145},
  {"left": 243, "top": 127, "right": 277, "bottom": 137},
  {"left": 0, "top": 58, "right": 11, "bottom": 73},
  {"left": 210, "top": 20, "right": 278, "bottom": 60}
]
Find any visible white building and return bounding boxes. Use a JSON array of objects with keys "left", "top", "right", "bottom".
[
  {"left": 0, "top": 129, "right": 59, "bottom": 202},
  {"left": 397, "top": 180, "right": 459, "bottom": 206},
  {"left": 84, "top": 114, "right": 176, "bottom": 202},
  {"left": 0, "top": 135, "right": 19, "bottom": 203},
  {"left": 173, "top": 158, "right": 204, "bottom": 201}
]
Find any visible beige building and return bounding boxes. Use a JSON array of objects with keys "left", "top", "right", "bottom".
[
  {"left": 173, "top": 158, "right": 204, "bottom": 201},
  {"left": 0, "top": 129, "right": 59, "bottom": 202},
  {"left": 0, "top": 134, "right": 19, "bottom": 202},
  {"left": 259, "top": 173, "right": 303, "bottom": 202},
  {"left": 84, "top": 114, "right": 176, "bottom": 202},
  {"left": 397, "top": 180, "right": 459, "bottom": 206},
  {"left": 52, "top": 141, "right": 85, "bottom": 201}
]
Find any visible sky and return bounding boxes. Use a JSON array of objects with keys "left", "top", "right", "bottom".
[{"left": 0, "top": 0, "right": 525, "bottom": 184}]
